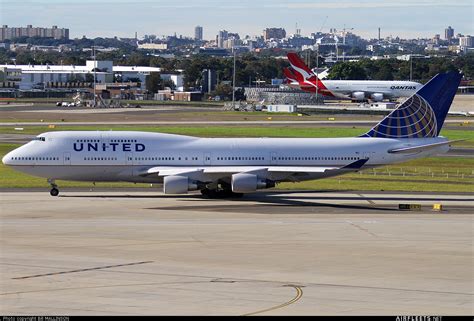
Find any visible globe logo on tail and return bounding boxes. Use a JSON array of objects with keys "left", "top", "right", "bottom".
[{"left": 362, "top": 94, "right": 437, "bottom": 139}]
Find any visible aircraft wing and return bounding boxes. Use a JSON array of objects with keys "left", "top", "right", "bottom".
[
  {"left": 142, "top": 166, "right": 266, "bottom": 176},
  {"left": 139, "top": 159, "right": 368, "bottom": 180}
]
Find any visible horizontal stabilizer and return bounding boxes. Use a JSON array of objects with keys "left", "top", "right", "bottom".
[{"left": 388, "top": 140, "right": 462, "bottom": 154}]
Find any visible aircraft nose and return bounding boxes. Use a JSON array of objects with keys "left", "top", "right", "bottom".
[
  {"left": 2, "top": 151, "right": 13, "bottom": 165},
  {"left": 2, "top": 148, "right": 19, "bottom": 166}
]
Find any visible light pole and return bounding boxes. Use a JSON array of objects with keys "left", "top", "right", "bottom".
[
  {"left": 409, "top": 54, "right": 421, "bottom": 81},
  {"left": 232, "top": 47, "right": 236, "bottom": 109},
  {"left": 92, "top": 45, "right": 96, "bottom": 107},
  {"left": 315, "top": 45, "right": 319, "bottom": 105},
  {"left": 43, "top": 82, "right": 49, "bottom": 104}
]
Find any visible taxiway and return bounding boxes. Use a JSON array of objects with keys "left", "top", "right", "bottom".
[{"left": 1, "top": 191, "right": 472, "bottom": 315}]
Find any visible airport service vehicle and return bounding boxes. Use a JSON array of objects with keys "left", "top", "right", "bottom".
[
  {"left": 2, "top": 72, "right": 462, "bottom": 198},
  {"left": 56, "top": 102, "right": 76, "bottom": 107},
  {"left": 285, "top": 52, "right": 422, "bottom": 102}
]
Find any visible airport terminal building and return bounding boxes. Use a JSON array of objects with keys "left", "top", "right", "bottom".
[{"left": 0, "top": 60, "right": 183, "bottom": 91}]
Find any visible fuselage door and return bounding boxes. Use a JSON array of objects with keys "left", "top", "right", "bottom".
[
  {"left": 63, "top": 152, "right": 71, "bottom": 165},
  {"left": 271, "top": 152, "right": 277, "bottom": 165},
  {"left": 126, "top": 152, "right": 133, "bottom": 165},
  {"left": 204, "top": 152, "right": 211, "bottom": 165}
]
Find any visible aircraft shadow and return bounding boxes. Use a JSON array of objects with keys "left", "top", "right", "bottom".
[
  {"left": 61, "top": 192, "right": 394, "bottom": 212},
  {"left": 59, "top": 191, "right": 470, "bottom": 214},
  {"left": 263, "top": 190, "right": 472, "bottom": 202},
  {"left": 153, "top": 195, "right": 395, "bottom": 213},
  {"left": 256, "top": 194, "right": 471, "bottom": 202},
  {"left": 59, "top": 194, "right": 202, "bottom": 199}
]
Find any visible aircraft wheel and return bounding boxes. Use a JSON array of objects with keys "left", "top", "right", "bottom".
[
  {"left": 222, "top": 190, "right": 244, "bottom": 198},
  {"left": 230, "top": 192, "right": 244, "bottom": 198},
  {"left": 201, "top": 188, "right": 218, "bottom": 198},
  {"left": 201, "top": 188, "right": 243, "bottom": 199},
  {"left": 50, "top": 188, "right": 59, "bottom": 197}
]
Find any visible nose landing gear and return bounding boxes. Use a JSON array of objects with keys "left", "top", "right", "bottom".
[
  {"left": 48, "top": 179, "right": 59, "bottom": 197},
  {"left": 50, "top": 188, "right": 59, "bottom": 197}
]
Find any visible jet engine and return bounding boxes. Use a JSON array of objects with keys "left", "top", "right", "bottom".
[
  {"left": 163, "top": 175, "right": 199, "bottom": 194},
  {"left": 351, "top": 92, "right": 366, "bottom": 101},
  {"left": 370, "top": 93, "right": 384, "bottom": 102},
  {"left": 231, "top": 173, "right": 275, "bottom": 193}
]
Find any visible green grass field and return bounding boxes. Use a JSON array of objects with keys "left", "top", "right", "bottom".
[
  {"left": 0, "top": 98, "right": 225, "bottom": 106},
  {"left": 0, "top": 125, "right": 367, "bottom": 137},
  {"left": 0, "top": 112, "right": 368, "bottom": 123},
  {"left": 1, "top": 125, "right": 473, "bottom": 147}
]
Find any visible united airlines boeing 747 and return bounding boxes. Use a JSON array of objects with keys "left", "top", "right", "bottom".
[{"left": 2, "top": 71, "right": 462, "bottom": 198}]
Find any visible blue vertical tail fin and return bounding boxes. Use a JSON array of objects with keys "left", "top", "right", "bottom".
[{"left": 361, "top": 71, "right": 462, "bottom": 138}]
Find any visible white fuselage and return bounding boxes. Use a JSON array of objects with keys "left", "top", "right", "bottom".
[
  {"left": 324, "top": 80, "right": 422, "bottom": 99},
  {"left": 3, "top": 131, "right": 449, "bottom": 184},
  {"left": 289, "top": 80, "right": 422, "bottom": 100}
]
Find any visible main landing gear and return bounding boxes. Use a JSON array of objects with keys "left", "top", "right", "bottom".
[
  {"left": 48, "top": 179, "right": 59, "bottom": 197},
  {"left": 200, "top": 188, "right": 244, "bottom": 199}
]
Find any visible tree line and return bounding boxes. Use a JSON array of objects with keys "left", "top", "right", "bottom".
[
  {"left": 326, "top": 55, "right": 474, "bottom": 83},
  {"left": 1, "top": 47, "right": 472, "bottom": 91}
]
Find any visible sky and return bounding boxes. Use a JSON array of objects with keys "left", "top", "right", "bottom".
[{"left": 1, "top": 0, "right": 473, "bottom": 40}]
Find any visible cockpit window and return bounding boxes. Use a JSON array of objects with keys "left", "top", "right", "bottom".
[{"left": 33, "top": 137, "right": 46, "bottom": 142}]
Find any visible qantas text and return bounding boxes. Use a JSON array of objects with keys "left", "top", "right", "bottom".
[{"left": 390, "top": 86, "right": 417, "bottom": 90}]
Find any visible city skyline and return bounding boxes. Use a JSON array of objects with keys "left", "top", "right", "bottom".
[{"left": 1, "top": 0, "right": 473, "bottom": 40}]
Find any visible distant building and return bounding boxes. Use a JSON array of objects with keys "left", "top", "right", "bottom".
[
  {"left": 287, "top": 34, "right": 314, "bottom": 48},
  {"left": 0, "top": 66, "right": 22, "bottom": 88},
  {"left": 0, "top": 25, "right": 69, "bottom": 41},
  {"left": 366, "top": 44, "right": 380, "bottom": 52},
  {"left": 228, "top": 32, "right": 240, "bottom": 40},
  {"left": 160, "top": 74, "right": 184, "bottom": 91},
  {"left": 396, "top": 54, "right": 427, "bottom": 61},
  {"left": 263, "top": 28, "right": 286, "bottom": 41},
  {"left": 196, "top": 47, "right": 230, "bottom": 57},
  {"left": 194, "top": 26, "right": 203, "bottom": 41},
  {"left": 137, "top": 43, "right": 168, "bottom": 50},
  {"left": 459, "top": 36, "right": 474, "bottom": 48},
  {"left": 173, "top": 91, "right": 203, "bottom": 102},
  {"left": 223, "top": 37, "right": 243, "bottom": 49},
  {"left": 0, "top": 60, "right": 163, "bottom": 90},
  {"left": 201, "top": 69, "right": 217, "bottom": 93},
  {"left": 445, "top": 26, "right": 454, "bottom": 41},
  {"left": 217, "top": 30, "right": 228, "bottom": 48}
]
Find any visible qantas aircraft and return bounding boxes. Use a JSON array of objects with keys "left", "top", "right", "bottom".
[
  {"left": 285, "top": 52, "right": 423, "bottom": 102},
  {"left": 2, "top": 71, "right": 462, "bottom": 198}
]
